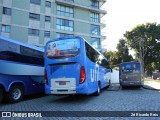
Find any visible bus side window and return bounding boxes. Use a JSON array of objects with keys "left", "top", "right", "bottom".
[
  {"left": 101, "top": 59, "right": 109, "bottom": 69},
  {"left": 85, "top": 42, "right": 99, "bottom": 63}
]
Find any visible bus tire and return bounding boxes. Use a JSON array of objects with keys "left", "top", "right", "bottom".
[
  {"left": 109, "top": 80, "right": 111, "bottom": 86},
  {"left": 121, "top": 86, "right": 126, "bottom": 89},
  {"left": 0, "top": 88, "right": 3, "bottom": 103},
  {"left": 136, "top": 86, "right": 141, "bottom": 88},
  {"left": 106, "top": 80, "right": 111, "bottom": 88},
  {"left": 6, "top": 85, "right": 24, "bottom": 103},
  {"left": 95, "top": 82, "right": 101, "bottom": 96}
]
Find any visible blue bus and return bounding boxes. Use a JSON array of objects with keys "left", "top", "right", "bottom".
[
  {"left": 119, "top": 61, "right": 144, "bottom": 88},
  {"left": 0, "top": 36, "right": 44, "bottom": 103},
  {"left": 44, "top": 36, "right": 112, "bottom": 95}
]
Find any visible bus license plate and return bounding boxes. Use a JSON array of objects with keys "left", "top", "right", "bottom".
[
  {"left": 59, "top": 81, "right": 66, "bottom": 85},
  {"left": 129, "top": 83, "right": 134, "bottom": 84}
]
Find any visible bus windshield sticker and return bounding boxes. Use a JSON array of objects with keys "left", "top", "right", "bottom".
[
  {"left": 126, "top": 64, "right": 131, "bottom": 69},
  {"left": 46, "top": 39, "right": 80, "bottom": 58},
  {"left": 121, "top": 63, "right": 140, "bottom": 73}
]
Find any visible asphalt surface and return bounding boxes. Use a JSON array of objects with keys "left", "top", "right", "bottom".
[{"left": 0, "top": 84, "right": 160, "bottom": 120}]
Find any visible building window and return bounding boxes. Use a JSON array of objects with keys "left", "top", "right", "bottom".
[
  {"left": 56, "top": 33, "right": 73, "bottom": 38},
  {"left": 45, "top": 16, "right": 51, "bottom": 22},
  {"left": 3, "top": 7, "right": 11, "bottom": 15},
  {"left": 28, "top": 29, "right": 39, "bottom": 36},
  {"left": 91, "top": 25, "right": 100, "bottom": 35},
  {"left": 45, "top": 1, "right": 51, "bottom": 7},
  {"left": 30, "top": 0, "right": 41, "bottom": 5},
  {"left": 91, "top": 0, "right": 99, "bottom": 9},
  {"left": 29, "top": 13, "right": 40, "bottom": 21},
  {"left": 91, "top": 38, "right": 101, "bottom": 49},
  {"left": 57, "top": 5, "right": 73, "bottom": 17},
  {"left": 64, "top": 0, "right": 74, "bottom": 2},
  {"left": 1, "top": 25, "right": 10, "bottom": 33},
  {"left": 90, "top": 12, "right": 99, "bottom": 23},
  {"left": 44, "top": 31, "right": 50, "bottom": 37},
  {"left": 56, "top": 18, "right": 74, "bottom": 31}
]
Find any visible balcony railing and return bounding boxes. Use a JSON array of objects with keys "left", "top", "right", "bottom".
[
  {"left": 55, "top": 0, "right": 107, "bottom": 15},
  {"left": 101, "top": 32, "right": 107, "bottom": 39},
  {"left": 101, "top": 20, "right": 106, "bottom": 24},
  {"left": 97, "top": 0, "right": 107, "bottom": 6},
  {"left": 90, "top": 5, "right": 107, "bottom": 11}
]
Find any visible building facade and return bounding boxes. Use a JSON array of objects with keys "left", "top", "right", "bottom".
[{"left": 0, "top": 0, "right": 106, "bottom": 49}]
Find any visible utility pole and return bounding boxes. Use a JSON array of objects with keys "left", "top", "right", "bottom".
[
  {"left": 139, "top": 38, "right": 142, "bottom": 75},
  {"left": 139, "top": 38, "right": 145, "bottom": 78}
]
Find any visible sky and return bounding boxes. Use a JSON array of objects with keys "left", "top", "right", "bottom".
[{"left": 102, "top": 0, "right": 160, "bottom": 51}]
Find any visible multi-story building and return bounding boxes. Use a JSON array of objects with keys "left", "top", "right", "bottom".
[{"left": 0, "top": 0, "right": 106, "bottom": 49}]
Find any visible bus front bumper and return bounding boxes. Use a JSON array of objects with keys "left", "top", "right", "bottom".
[{"left": 120, "top": 80, "right": 143, "bottom": 86}]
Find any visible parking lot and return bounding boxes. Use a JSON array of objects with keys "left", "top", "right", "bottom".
[{"left": 0, "top": 85, "right": 160, "bottom": 120}]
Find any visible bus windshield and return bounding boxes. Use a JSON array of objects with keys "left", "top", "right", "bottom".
[
  {"left": 121, "top": 63, "right": 140, "bottom": 74},
  {"left": 46, "top": 39, "right": 80, "bottom": 59}
]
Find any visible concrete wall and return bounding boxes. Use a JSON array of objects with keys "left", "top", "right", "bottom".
[
  {"left": 12, "top": 0, "right": 30, "bottom": 10},
  {"left": 111, "top": 70, "right": 119, "bottom": 84}
]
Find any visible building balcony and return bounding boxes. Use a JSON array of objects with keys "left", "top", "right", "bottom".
[
  {"left": 100, "top": 20, "right": 106, "bottom": 28},
  {"left": 89, "top": 5, "right": 107, "bottom": 17},
  {"left": 101, "top": 32, "right": 107, "bottom": 40},
  {"left": 90, "top": 33, "right": 106, "bottom": 40},
  {"left": 96, "top": 0, "right": 107, "bottom": 6},
  {"left": 55, "top": 0, "right": 107, "bottom": 16},
  {"left": 89, "top": 21, "right": 106, "bottom": 29}
]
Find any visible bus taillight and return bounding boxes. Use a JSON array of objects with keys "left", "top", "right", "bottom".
[
  {"left": 80, "top": 66, "right": 86, "bottom": 84},
  {"left": 44, "top": 69, "right": 48, "bottom": 84}
]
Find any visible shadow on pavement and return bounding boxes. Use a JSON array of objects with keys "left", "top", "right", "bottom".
[
  {"left": 52, "top": 87, "right": 115, "bottom": 103},
  {"left": 106, "top": 84, "right": 120, "bottom": 91},
  {"left": 1, "top": 92, "right": 46, "bottom": 104},
  {"left": 52, "top": 89, "right": 109, "bottom": 103},
  {"left": 23, "top": 92, "right": 46, "bottom": 101},
  {"left": 120, "top": 86, "right": 143, "bottom": 90},
  {"left": 52, "top": 94, "right": 95, "bottom": 103}
]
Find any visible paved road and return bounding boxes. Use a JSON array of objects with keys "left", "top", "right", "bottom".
[{"left": 0, "top": 87, "right": 160, "bottom": 120}]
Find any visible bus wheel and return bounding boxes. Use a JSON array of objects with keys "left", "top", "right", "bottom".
[
  {"left": 95, "top": 82, "right": 101, "bottom": 96},
  {"left": 136, "top": 86, "right": 141, "bottom": 88},
  {"left": 121, "top": 86, "right": 126, "bottom": 89},
  {"left": 6, "top": 85, "right": 24, "bottom": 103},
  {"left": 0, "top": 88, "right": 3, "bottom": 103},
  {"left": 109, "top": 80, "right": 111, "bottom": 86},
  {"left": 106, "top": 80, "right": 111, "bottom": 88}
]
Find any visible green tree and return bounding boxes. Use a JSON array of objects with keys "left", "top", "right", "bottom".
[
  {"left": 124, "top": 22, "right": 160, "bottom": 74},
  {"left": 103, "top": 39, "right": 133, "bottom": 68},
  {"left": 116, "top": 39, "right": 133, "bottom": 62},
  {"left": 103, "top": 50, "right": 119, "bottom": 67}
]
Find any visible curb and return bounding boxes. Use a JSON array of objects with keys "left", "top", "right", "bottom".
[{"left": 142, "top": 85, "right": 160, "bottom": 91}]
